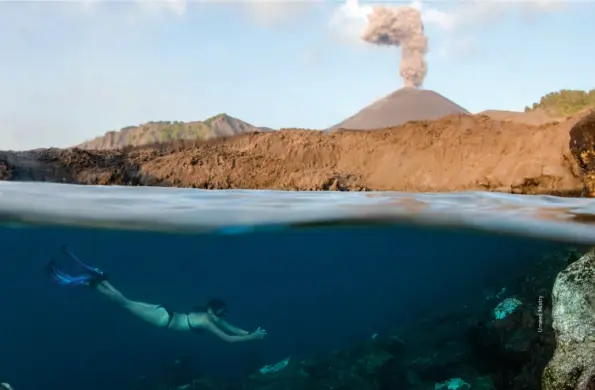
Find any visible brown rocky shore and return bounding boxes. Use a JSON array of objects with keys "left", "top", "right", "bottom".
[
  {"left": 569, "top": 111, "right": 595, "bottom": 197},
  {"left": 1, "top": 112, "right": 592, "bottom": 195}
]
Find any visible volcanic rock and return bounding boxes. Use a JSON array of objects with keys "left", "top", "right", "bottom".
[
  {"left": 542, "top": 249, "right": 595, "bottom": 390},
  {"left": 329, "top": 88, "right": 469, "bottom": 131},
  {"left": 569, "top": 110, "right": 595, "bottom": 196},
  {"left": 0, "top": 113, "right": 585, "bottom": 196}
]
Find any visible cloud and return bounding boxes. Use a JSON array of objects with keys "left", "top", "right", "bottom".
[
  {"left": 133, "top": 0, "right": 313, "bottom": 25},
  {"left": 328, "top": 0, "right": 566, "bottom": 57},
  {"left": 138, "top": 0, "right": 188, "bottom": 16},
  {"left": 26, "top": 0, "right": 309, "bottom": 23},
  {"left": 329, "top": 0, "right": 565, "bottom": 39},
  {"left": 242, "top": 1, "right": 314, "bottom": 26},
  {"left": 409, "top": 0, "right": 455, "bottom": 31},
  {"left": 422, "top": 0, "right": 566, "bottom": 30},
  {"left": 328, "top": 0, "right": 372, "bottom": 45},
  {"left": 329, "top": 0, "right": 454, "bottom": 45}
]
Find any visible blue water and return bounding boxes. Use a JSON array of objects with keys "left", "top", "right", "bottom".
[{"left": 0, "top": 182, "right": 593, "bottom": 390}]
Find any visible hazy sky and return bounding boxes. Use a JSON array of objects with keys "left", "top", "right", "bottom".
[{"left": 1, "top": 0, "right": 593, "bottom": 150}]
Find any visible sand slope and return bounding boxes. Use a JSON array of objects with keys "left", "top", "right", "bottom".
[{"left": 329, "top": 88, "right": 469, "bottom": 131}]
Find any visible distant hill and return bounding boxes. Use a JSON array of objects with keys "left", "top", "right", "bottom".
[
  {"left": 329, "top": 88, "right": 469, "bottom": 131},
  {"left": 525, "top": 89, "right": 595, "bottom": 117},
  {"left": 76, "top": 113, "right": 272, "bottom": 150}
]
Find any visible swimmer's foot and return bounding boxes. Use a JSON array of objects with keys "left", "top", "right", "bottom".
[
  {"left": 46, "top": 260, "right": 102, "bottom": 287},
  {"left": 45, "top": 246, "right": 107, "bottom": 287}
]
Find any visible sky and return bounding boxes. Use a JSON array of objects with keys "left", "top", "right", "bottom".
[{"left": 1, "top": 0, "right": 593, "bottom": 150}]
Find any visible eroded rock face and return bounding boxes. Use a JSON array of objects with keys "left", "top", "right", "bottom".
[
  {"left": 0, "top": 113, "right": 587, "bottom": 195},
  {"left": 569, "top": 111, "right": 595, "bottom": 197},
  {"left": 542, "top": 249, "right": 595, "bottom": 390}
]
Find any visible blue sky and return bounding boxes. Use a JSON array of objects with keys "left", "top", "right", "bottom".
[{"left": 1, "top": 0, "right": 593, "bottom": 150}]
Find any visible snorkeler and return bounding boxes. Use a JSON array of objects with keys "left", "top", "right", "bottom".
[{"left": 46, "top": 245, "right": 267, "bottom": 343}]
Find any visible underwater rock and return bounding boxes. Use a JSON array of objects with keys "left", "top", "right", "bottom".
[
  {"left": 492, "top": 297, "right": 522, "bottom": 320},
  {"left": 248, "top": 357, "right": 311, "bottom": 390},
  {"left": 244, "top": 338, "right": 412, "bottom": 390},
  {"left": 434, "top": 377, "right": 471, "bottom": 390},
  {"left": 465, "top": 249, "right": 585, "bottom": 390},
  {"left": 258, "top": 357, "right": 291, "bottom": 375},
  {"left": 131, "top": 356, "right": 235, "bottom": 390},
  {"left": 543, "top": 249, "right": 595, "bottom": 390}
]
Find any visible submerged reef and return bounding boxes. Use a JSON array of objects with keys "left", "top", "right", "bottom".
[
  {"left": 133, "top": 248, "right": 587, "bottom": 390},
  {"left": 543, "top": 249, "right": 595, "bottom": 390}
]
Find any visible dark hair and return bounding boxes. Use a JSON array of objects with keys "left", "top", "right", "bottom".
[{"left": 194, "top": 298, "right": 228, "bottom": 317}]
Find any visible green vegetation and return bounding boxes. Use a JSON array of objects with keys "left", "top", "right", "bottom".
[
  {"left": 79, "top": 114, "right": 261, "bottom": 150},
  {"left": 204, "top": 113, "right": 228, "bottom": 124},
  {"left": 525, "top": 89, "right": 595, "bottom": 116},
  {"left": 149, "top": 122, "right": 212, "bottom": 143}
]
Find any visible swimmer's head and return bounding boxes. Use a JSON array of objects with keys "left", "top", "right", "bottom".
[{"left": 205, "top": 298, "right": 228, "bottom": 318}]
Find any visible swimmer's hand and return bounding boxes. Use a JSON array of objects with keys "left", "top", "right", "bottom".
[{"left": 251, "top": 327, "right": 267, "bottom": 340}]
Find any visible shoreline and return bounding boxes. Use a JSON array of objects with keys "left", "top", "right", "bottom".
[{"left": 0, "top": 113, "right": 587, "bottom": 196}]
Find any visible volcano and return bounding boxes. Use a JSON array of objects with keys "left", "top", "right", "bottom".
[{"left": 329, "top": 88, "right": 469, "bottom": 130}]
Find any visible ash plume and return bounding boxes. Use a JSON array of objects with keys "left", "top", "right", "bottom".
[{"left": 361, "top": 5, "right": 428, "bottom": 88}]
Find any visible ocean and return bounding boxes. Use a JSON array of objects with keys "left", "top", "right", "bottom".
[{"left": 0, "top": 181, "right": 593, "bottom": 390}]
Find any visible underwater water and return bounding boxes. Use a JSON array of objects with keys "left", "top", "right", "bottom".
[{"left": 1, "top": 182, "right": 594, "bottom": 390}]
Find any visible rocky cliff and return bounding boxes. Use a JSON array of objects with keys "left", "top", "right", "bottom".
[{"left": 0, "top": 113, "right": 586, "bottom": 195}]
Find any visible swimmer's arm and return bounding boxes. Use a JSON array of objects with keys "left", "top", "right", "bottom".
[
  {"left": 203, "top": 320, "right": 256, "bottom": 343},
  {"left": 215, "top": 318, "right": 250, "bottom": 336}
]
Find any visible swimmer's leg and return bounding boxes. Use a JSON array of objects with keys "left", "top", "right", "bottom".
[
  {"left": 94, "top": 280, "right": 171, "bottom": 328},
  {"left": 47, "top": 269, "right": 171, "bottom": 327},
  {"left": 47, "top": 246, "right": 171, "bottom": 328}
]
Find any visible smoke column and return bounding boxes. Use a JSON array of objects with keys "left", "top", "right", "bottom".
[{"left": 361, "top": 5, "right": 428, "bottom": 88}]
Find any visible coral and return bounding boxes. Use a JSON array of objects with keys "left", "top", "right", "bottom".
[
  {"left": 492, "top": 297, "right": 522, "bottom": 320},
  {"left": 434, "top": 378, "right": 471, "bottom": 389}
]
